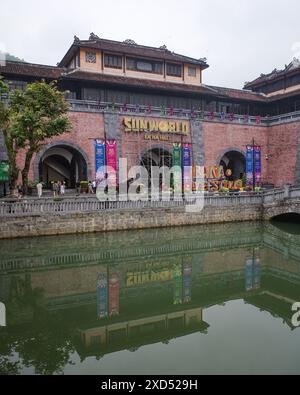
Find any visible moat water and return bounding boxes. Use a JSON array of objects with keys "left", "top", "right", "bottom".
[{"left": 1, "top": 221, "right": 300, "bottom": 375}]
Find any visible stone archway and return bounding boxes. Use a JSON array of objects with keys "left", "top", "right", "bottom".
[
  {"left": 217, "top": 148, "right": 246, "bottom": 180},
  {"left": 34, "top": 141, "right": 92, "bottom": 188}
]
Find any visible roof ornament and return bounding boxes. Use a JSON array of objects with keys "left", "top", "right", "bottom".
[
  {"left": 159, "top": 45, "right": 168, "bottom": 51},
  {"left": 199, "top": 57, "right": 207, "bottom": 63},
  {"left": 73, "top": 36, "right": 80, "bottom": 44},
  {"left": 124, "top": 39, "right": 137, "bottom": 46},
  {"left": 89, "top": 32, "right": 100, "bottom": 41}
]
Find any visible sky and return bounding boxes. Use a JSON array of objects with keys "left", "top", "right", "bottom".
[{"left": 1, "top": 0, "right": 300, "bottom": 89}]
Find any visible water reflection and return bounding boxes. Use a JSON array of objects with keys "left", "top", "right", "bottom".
[{"left": 0, "top": 222, "right": 300, "bottom": 375}]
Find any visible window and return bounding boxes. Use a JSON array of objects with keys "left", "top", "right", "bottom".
[
  {"left": 188, "top": 67, "right": 197, "bottom": 77},
  {"left": 85, "top": 52, "right": 96, "bottom": 64},
  {"left": 166, "top": 63, "right": 182, "bottom": 77},
  {"left": 127, "top": 57, "right": 163, "bottom": 74},
  {"left": 104, "top": 54, "right": 123, "bottom": 69}
]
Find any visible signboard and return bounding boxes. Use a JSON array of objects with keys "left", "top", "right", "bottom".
[
  {"left": 123, "top": 117, "right": 190, "bottom": 136},
  {"left": 0, "top": 162, "right": 9, "bottom": 182}
]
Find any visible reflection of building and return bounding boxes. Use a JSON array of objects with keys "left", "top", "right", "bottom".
[
  {"left": 1, "top": 222, "right": 300, "bottom": 364},
  {"left": 77, "top": 308, "right": 208, "bottom": 358},
  {"left": 3, "top": 36, "right": 300, "bottom": 186}
]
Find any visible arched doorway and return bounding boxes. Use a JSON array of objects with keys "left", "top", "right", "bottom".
[
  {"left": 139, "top": 147, "right": 172, "bottom": 188},
  {"left": 219, "top": 150, "right": 246, "bottom": 180},
  {"left": 38, "top": 144, "right": 88, "bottom": 189}
]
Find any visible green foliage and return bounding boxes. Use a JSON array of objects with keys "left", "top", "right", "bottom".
[
  {"left": 0, "top": 77, "right": 8, "bottom": 126},
  {"left": 5, "top": 80, "right": 72, "bottom": 190}
]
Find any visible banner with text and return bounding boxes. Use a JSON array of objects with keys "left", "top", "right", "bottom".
[
  {"left": 94, "top": 140, "right": 106, "bottom": 179},
  {"left": 182, "top": 144, "right": 192, "bottom": 193},
  {"left": 106, "top": 140, "right": 117, "bottom": 188},
  {"left": 173, "top": 143, "right": 182, "bottom": 193}
]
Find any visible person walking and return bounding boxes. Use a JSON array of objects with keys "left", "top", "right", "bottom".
[{"left": 36, "top": 182, "right": 43, "bottom": 198}]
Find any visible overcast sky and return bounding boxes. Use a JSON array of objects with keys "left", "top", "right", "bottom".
[{"left": 1, "top": 0, "right": 300, "bottom": 89}]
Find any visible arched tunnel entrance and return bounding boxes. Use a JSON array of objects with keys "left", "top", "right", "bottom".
[
  {"left": 219, "top": 150, "right": 246, "bottom": 180},
  {"left": 39, "top": 145, "right": 88, "bottom": 189}
]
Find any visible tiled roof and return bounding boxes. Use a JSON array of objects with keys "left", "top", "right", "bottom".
[
  {"left": 244, "top": 58, "right": 300, "bottom": 89},
  {"left": 63, "top": 70, "right": 268, "bottom": 102},
  {"left": 208, "top": 85, "right": 266, "bottom": 102},
  {"left": 59, "top": 35, "right": 209, "bottom": 69},
  {"left": 63, "top": 69, "right": 218, "bottom": 96},
  {"left": 0, "top": 61, "right": 64, "bottom": 80}
]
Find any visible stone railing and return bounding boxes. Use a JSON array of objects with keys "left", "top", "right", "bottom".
[
  {"left": 67, "top": 99, "right": 300, "bottom": 126},
  {"left": 68, "top": 99, "right": 267, "bottom": 125},
  {"left": 1, "top": 188, "right": 300, "bottom": 218},
  {"left": 0, "top": 192, "right": 264, "bottom": 218}
]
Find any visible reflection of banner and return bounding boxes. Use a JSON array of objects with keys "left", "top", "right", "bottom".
[
  {"left": 183, "top": 261, "right": 192, "bottom": 304},
  {"left": 106, "top": 141, "right": 117, "bottom": 187},
  {"left": 245, "top": 256, "right": 262, "bottom": 291},
  {"left": 246, "top": 145, "right": 253, "bottom": 186},
  {"left": 173, "top": 263, "right": 183, "bottom": 305},
  {"left": 109, "top": 272, "right": 120, "bottom": 317},
  {"left": 182, "top": 144, "right": 192, "bottom": 193},
  {"left": 173, "top": 144, "right": 182, "bottom": 192},
  {"left": 94, "top": 140, "right": 106, "bottom": 178},
  {"left": 254, "top": 146, "right": 262, "bottom": 185},
  {"left": 254, "top": 257, "right": 262, "bottom": 289},
  {"left": 97, "top": 272, "right": 108, "bottom": 319}
]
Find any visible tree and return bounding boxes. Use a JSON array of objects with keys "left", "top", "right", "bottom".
[
  {"left": 7, "top": 80, "right": 71, "bottom": 192},
  {"left": 0, "top": 77, "right": 8, "bottom": 125},
  {"left": 0, "top": 78, "right": 19, "bottom": 188}
]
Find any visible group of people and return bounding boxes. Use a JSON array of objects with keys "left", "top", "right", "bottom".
[{"left": 52, "top": 181, "right": 66, "bottom": 197}]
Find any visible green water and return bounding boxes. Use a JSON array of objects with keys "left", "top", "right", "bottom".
[{"left": 1, "top": 221, "right": 300, "bottom": 375}]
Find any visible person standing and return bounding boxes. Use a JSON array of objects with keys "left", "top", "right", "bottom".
[
  {"left": 88, "top": 181, "right": 94, "bottom": 194},
  {"left": 60, "top": 181, "right": 66, "bottom": 196},
  {"left": 36, "top": 182, "right": 43, "bottom": 198}
]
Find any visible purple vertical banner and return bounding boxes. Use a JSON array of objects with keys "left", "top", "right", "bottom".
[
  {"left": 95, "top": 139, "right": 106, "bottom": 179},
  {"left": 182, "top": 144, "right": 192, "bottom": 193},
  {"left": 246, "top": 145, "right": 253, "bottom": 187},
  {"left": 254, "top": 146, "right": 262, "bottom": 186},
  {"left": 183, "top": 260, "right": 192, "bottom": 304},
  {"left": 97, "top": 272, "right": 108, "bottom": 319}
]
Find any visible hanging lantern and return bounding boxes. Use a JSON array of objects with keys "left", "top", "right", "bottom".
[
  {"left": 229, "top": 112, "right": 235, "bottom": 122},
  {"left": 256, "top": 116, "right": 262, "bottom": 125}
]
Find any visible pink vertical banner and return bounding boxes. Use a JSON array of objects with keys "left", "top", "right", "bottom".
[
  {"left": 106, "top": 140, "right": 117, "bottom": 188},
  {"left": 109, "top": 272, "right": 120, "bottom": 317}
]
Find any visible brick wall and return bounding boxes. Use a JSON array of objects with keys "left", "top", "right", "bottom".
[
  {"left": 13, "top": 111, "right": 300, "bottom": 187},
  {"left": 267, "top": 121, "right": 300, "bottom": 186}
]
